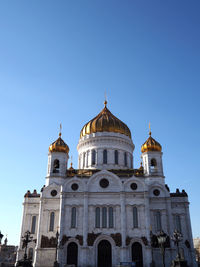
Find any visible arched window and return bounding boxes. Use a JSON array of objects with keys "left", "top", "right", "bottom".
[
  {"left": 109, "top": 207, "right": 113, "bottom": 228},
  {"left": 71, "top": 207, "right": 76, "bottom": 228},
  {"left": 150, "top": 158, "right": 157, "bottom": 169},
  {"left": 86, "top": 151, "right": 89, "bottom": 167},
  {"left": 103, "top": 149, "right": 107, "bottom": 164},
  {"left": 53, "top": 159, "right": 60, "bottom": 173},
  {"left": 131, "top": 155, "right": 133, "bottom": 168},
  {"left": 83, "top": 152, "right": 86, "bottom": 168},
  {"left": 28, "top": 248, "right": 33, "bottom": 260},
  {"left": 92, "top": 150, "right": 96, "bottom": 165},
  {"left": 31, "top": 216, "right": 36, "bottom": 234},
  {"left": 102, "top": 207, "right": 107, "bottom": 228},
  {"left": 133, "top": 207, "right": 138, "bottom": 228},
  {"left": 155, "top": 211, "right": 162, "bottom": 232},
  {"left": 49, "top": 212, "right": 55, "bottom": 231},
  {"left": 175, "top": 215, "right": 182, "bottom": 233},
  {"left": 95, "top": 207, "right": 100, "bottom": 228},
  {"left": 124, "top": 152, "right": 127, "bottom": 167},
  {"left": 114, "top": 150, "right": 118, "bottom": 164},
  {"left": 67, "top": 242, "right": 78, "bottom": 266}
]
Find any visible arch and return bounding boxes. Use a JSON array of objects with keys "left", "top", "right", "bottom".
[
  {"left": 49, "top": 212, "right": 55, "bottom": 232},
  {"left": 114, "top": 150, "right": 118, "bottom": 164},
  {"left": 53, "top": 159, "right": 60, "bottom": 173},
  {"left": 132, "top": 242, "right": 143, "bottom": 267},
  {"left": 63, "top": 177, "right": 85, "bottom": 192},
  {"left": 87, "top": 170, "right": 123, "bottom": 192},
  {"left": 103, "top": 149, "right": 107, "bottom": 164},
  {"left": 124, "top": 177, "right": 146, "bottom": 192},
  {"left": 98, "top": 240, "right": 112, "bottom": 267},
  {"left": 67, "top": 242, "right": 78, "bottom": 267},
  {"left": 151, "top": 158, "right": 157, "bottom": 167}
]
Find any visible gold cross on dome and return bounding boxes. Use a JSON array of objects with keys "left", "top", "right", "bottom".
[{"left": 59, "top": 123, "right": 62, "bottom": 137}]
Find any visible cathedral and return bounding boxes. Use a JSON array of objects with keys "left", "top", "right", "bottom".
[{"left": 16, "top": 101, "right": 197, "bottom": 267}]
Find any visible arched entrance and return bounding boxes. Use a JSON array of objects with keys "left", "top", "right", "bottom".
[
  {"left": 67, "top": 242, "right": 78, "bottom": 267},
  {"left": 132, "top": 242, "right": 143, "bottom": 267},
  {"left": 98, "top": 240, "right": 112, "bottom": 267}
]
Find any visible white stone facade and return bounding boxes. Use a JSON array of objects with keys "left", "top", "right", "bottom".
[{"left": 16, "top": 124, "right": 197, "bottom": 267}]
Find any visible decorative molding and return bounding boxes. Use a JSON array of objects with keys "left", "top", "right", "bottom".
[
  {"left": 87, "top": 232, "right": 101, "bottom": 246},
  {"left": 110, "top": 233, "right": 122, "bottom": 247},
  {"left": 40, "top": 235, "right": 57, "bottom": 248}
]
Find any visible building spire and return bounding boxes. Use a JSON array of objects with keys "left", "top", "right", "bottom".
[
  {"left": 149, "top": 122, "right": 151, "bottom": 136},
  {"left": 104, "top": 90, "right": 107, "bottom": 107},
  {"left": 59, "top": 123, "right": 62, "bottom": 137}
]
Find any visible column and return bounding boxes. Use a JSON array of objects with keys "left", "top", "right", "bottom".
[
  {"left": 58, "top": 188, "right": 65, "bottom": 265},
  {"left": 120, "top": 192, "right": 126, "bottom": 261},
  {"left": 144, "top": 192, "right": 152, "bottom": 266}
]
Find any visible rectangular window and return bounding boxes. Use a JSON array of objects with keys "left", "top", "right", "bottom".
[
  {"left": 133, "top": 207, "right": 138, "bottom": 228},
  {"left": 95, "top": 207, "right": 100, "bottom": 228},
  {"left": 31, "top": 216, "right": 36, "bottom": 234},
  {"left": 71, "top": 207, "right": 76, "bottom": 228},
  {"left": 175, "top": 215, "right": 182, "bottom": 233},
  {"left": 49, "top": 212, "right": 55, "bottom": 232},
  {"left": 155, "top": 211, "right": 162, "bottom": 231},
  {"left": 109, "top": 207, "right": 113, "bottom": 228},
  {"left": 102, "top": 207, "right": 107, "bottom": 228}
]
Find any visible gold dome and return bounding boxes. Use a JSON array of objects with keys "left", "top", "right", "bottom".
[
  {"left": 80, "top": 101, "right": 131, "bottom": 138},
  {"left": 141, "top": 131, "right": 162, "bottom": 153},
  {"left": 49, "top": 133, "right": 69, "bottom": 153}
]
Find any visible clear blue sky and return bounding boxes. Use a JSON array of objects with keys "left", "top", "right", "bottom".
[{"left": 0, "top": 0, "right": 199, "bottom": 245}]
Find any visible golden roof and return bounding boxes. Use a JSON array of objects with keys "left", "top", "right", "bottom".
[
  {"left": 141, "top": 130, "right": 162, "bottom": 153},
  {"left": 49, "top": 133, "right": 69, "bottom": 153},
  {"left": 80, "top": 101, "right": 131, "bottom": 138}
]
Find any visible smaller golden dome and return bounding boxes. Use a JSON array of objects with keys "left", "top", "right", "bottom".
[
  {"left": 141, "top": 131, "right": 162, "bottom": 153},
  {"left": 49, "top": 132, "right": 69, "bottom": 153}
]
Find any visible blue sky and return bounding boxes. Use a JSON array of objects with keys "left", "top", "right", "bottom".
[{"left": 0, "top": 0, "right": 200, "bottom": 245}]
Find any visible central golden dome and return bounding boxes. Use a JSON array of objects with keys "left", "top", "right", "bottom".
[{"left": 80, "top": 101, "right": 131, "bottom": 138}]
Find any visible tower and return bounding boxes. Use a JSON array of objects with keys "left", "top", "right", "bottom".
[
  {"left": 141, "top": 128, "right": 163, "bottom": 176},
  {"left": 46, "top": 130, "right": 69, "bottom": 185}
]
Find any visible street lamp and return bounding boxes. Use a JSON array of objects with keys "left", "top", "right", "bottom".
[
  {"left": 54, "top": 230, "right": 59, "bottom": 267},
  {"left": 171, "top": 230, "right": 182, "bottom": 261},
  {"left": 157, "top": 230, "right": 167, "bottom": 267},
  {"left": 0, "top": 231, "right": 4, "bottom": 245},
  {"left": 22, "top": 231, "right": 33, "bottom": 262},
  {"left": 150, "top": 227, "right": 155, "bottom": 267},
  {"left": 16, "top": 230, "right": 33, "bottom": 267}
]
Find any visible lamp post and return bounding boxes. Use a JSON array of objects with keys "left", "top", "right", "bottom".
[
  {"left": 54, "top": 230, "right": 59, "bottom": 267},
  {"left": 16, "top": 230, "right": 33, "bottom": 267},
  {"left": 170, "top": 230, "right": 188, "bottom": 267},
  {"left": 157, "top": 230, "right": 167, "bottom": 267},
  {"left": 150, "top": 227, "right": 155, "bottom": 267},
  {"left": 0, "top": 231, "right": 4, "bottom": 245},
  {"left": 22, "top": 231, "right": 33, "bottom": 262},
  {"left": 171, "top": 230, "right": 182, "bottom": 261}
]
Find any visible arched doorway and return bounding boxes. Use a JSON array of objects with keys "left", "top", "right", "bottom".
[
  {"left": 67, "top": 242, "right": 78, "bottom": 267},
  {"left": 98, "top": 240, "right": 112, "bottom": 267},
  {"left": 132, "top": 242, "right": 143, "bottom": 267}
]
